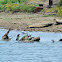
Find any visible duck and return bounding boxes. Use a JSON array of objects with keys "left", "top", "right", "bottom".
[
  {"left": 59, "top": 39, "right": 62, "bottom": 41},
  {"left": 2, "top": 29, "right": 11, "bottom": 40},
  {"left": 52, "top": 40, "right": 54, "bottom": 43}
]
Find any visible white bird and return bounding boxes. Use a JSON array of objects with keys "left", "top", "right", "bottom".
[
  {"left": 18, "top": 25, "right": 28, "bottom": 35},
  {"left": 21, "top": 31, "right": 28, "bottom": 35}
]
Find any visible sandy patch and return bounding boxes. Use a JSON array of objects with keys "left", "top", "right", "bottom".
[{"left": 0, "top": 12, "right": 62, "bottom": 32}]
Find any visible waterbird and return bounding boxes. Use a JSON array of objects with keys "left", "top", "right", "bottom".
[
  {"left": 2, "top": 29, "right": 11, "bottom": 40},
  {"left": 16, "top": 34, "right": 20, "bottom": 40},
  {"left": 59, "top": 39, "right": 62, "bottom": 41},
  {"left": 18, "top": 25, "right": 28, "bottom": 35},
  {"left": 16, "top": 34, "right": 40, "bottom": 42},
  {"left": 52, "top": 40, "right": 54, "bottom": 43}
]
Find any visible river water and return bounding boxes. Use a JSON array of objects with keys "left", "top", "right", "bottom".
[{"left": 0, "top": 29, "right": 62, "bottom": 62}]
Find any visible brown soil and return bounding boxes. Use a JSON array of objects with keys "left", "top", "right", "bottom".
[{"left": 0, "top": 12, "right": 62, "bottom": 32}]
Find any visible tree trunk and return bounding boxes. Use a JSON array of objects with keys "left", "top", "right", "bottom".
[
  {"left": 49, "top": 0, "right": 53, "bottom": 6},
  {"left": 60, "top": 0, "right": 62, "bottom": 5}
]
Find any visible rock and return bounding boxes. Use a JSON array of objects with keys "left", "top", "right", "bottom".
[
  {"left": 54, "top": 19, "right": 62, "bottom": 25},
  {"left": 29, "top": 22, "right": 53, "bottom": 28}
]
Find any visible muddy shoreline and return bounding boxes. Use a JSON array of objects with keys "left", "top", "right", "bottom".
[{"left": 0, "top": 12, "right": 62, "bottom": 32}]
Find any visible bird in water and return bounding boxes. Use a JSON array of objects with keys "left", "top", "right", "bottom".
[
  {"left": 16, "top": 34, "right": 20, "bottom": 41},
  {"left": 52, "top": 40, "right": 54, "bottom": 43},
  {"left": 16, "top": 34, "right": 33, "bottom": 42},
  {"left": 16, "top": 34, "right": 40, "bottom": 42},
  {"left": 2, "top": 29, "right": 11, "bottom": 40},
  {"left": 16, "top": 34, "right": 30, "bottom": 41},
  {"left": 59, "top": 39, "right": 62, "bottom": 41}
]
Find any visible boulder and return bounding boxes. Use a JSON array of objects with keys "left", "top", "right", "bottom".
[{"left": 54, "top": 19, "right": 62, "bottom": 25}]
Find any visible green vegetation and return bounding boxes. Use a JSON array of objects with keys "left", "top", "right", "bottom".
[
  {"left": 58, "top": 0, "right": 62, "bottom": 6},
  {"left": 0, "top": 0, "right": 62, "bottom": 17},
  {"left": 42, "top": 14, "right": 54, "bottom": 17},
  {"left": 45, "top": 6, "right": 62, "bottom": 17},
  {"left": 0, "top": 0, "right": 27, "bottom": 4},
  {"left": 0, "top": 0, "right": 35, "bottom": 12},
  {"left": 45, "top": 0, "right": 62, "bottom": 17}
]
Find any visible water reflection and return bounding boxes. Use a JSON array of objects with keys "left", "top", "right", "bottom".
[{"left": 0, "top": 29, "right": 62, "bottom": 62}]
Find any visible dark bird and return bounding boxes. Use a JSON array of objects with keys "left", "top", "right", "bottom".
[
  {"left": 16, "top": 34, "right": 20, "bottom": 40},
  {"left": 2, "top": 29, "right": 11, "bottom": 40},
  {"left": 59, "top": 39, "right": 62, "bottom": 41}
]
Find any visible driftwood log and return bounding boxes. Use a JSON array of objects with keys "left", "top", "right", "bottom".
[{"left": 29, "top": 22, "right": 53, "bottom": 28}]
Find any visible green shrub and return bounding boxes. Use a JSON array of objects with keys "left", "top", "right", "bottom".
[
  {"left": 57, "top": 6, "right": 62, "bottom": 16},
  {"left": 19, "top": 0, "right": 27, "bottom": 3},
  {"left": 4, "top": 3, "right": 35, "bottom": 12},
  {"left": 45, "top": 6, "right": 62, "bottom": 17},
  {"left": 0, "top": 0, "right": 7, "bottom": 4},
  {"left": 58, "top": 0, "right": 62, "bottom": 6},
  {"left": 0, "top": 0, "right": 35, "bottom": 12},
  {"left": 0, "top": 4, "right": 5, "bottom": 11},
  {"left": 11, "top": 4, "right": 20, "bottom": 12},
  {"left": 26, "top": 6, "right": 35, "bottom": 12},
  {"left": 0, "top": 0, "right": 27, "bottom": 5},
  {"left": 19, "top": 4, "right": 35, "bottom": 12}
]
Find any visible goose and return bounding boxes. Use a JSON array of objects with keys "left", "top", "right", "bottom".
[
  {"left": 16, "top": 34, "right": 33, "bottom": 42},
  {"left": 16, "top": 34, "right": 40, "bottom": 42},
  {"left": 2, "top": 29, "right": 11, "bottom": 40},
  {"left": 16, "top": 34, "right": 20, "bottom": 40},
  {"left": 52, "top": 40, "right": 54, "bottom": 43}
]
